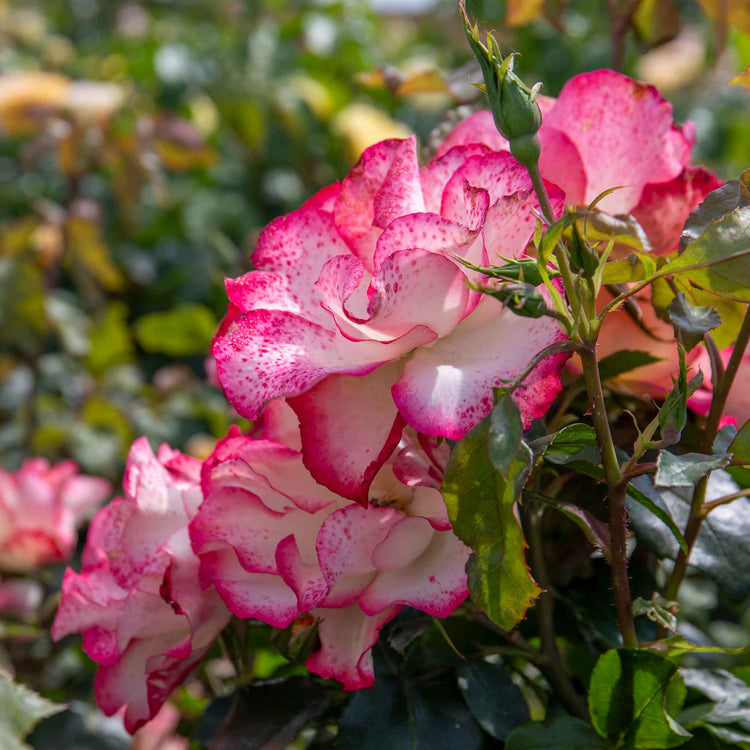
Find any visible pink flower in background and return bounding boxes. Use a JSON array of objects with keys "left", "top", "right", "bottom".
[
  {"left": 0, "top": 459, "right": 111, "bottom": 572},
  {"left": 190, "top": 402, "right": 469, "bottom": 690},
  {"left": 441, "top": 69, "right": 722, "bottom": 254},
  {"left": 213, "top": 127, "right": 569, "bottom": 502},
  {"left": 51, "top": 438, "right": 230, "bottom": 734}
]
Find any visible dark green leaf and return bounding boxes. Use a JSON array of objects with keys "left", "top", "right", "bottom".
[
  {"left": 477, "top": 281, "right": 548, "bottom": 318},
  {"left": 30, "top": 703, "right": 129, "bottom": 750},
  {"left": 655, "top": 451, "right": 731, "bottom": 489},
  {"left": 680, "top": 173, "right": 750, "bottom": 251},
  {"left": 589, "top": 649, "right": 691, "bottom": 748},
  {"left": 505, "top": 717, "right": 608, "bottom": 749},
  {"left": 667, "top": 293, "right": 722, "bottom": 352},
  {"left": 545, "top": 501, "right": 612, "bottom": 561},
  {"left": 337, "top": 668, "right": 485, "bottom": 750},
  {"left": 729, "top": 420, "right": 750, "bottom": 465},
  {"left": 456, "top": 657, "right": 529, "bottom": 739},
  {"left": 668, "top": 207, "right": 750, "bottom": 303},
  {"left": 488, "top": 395, "right": 524, "bottom": 478},
  {"left": 658, "top": 346, "right": 702, "bottom": 445},
  {"left": 544, "top": 423, "right": 598, "bottom": 455},
  {"left": 211, "top": 677, "right": 332, "bottom": 750},
  {"left": 628, "top": 473, "right": 750, "bottom": 598},
  {"left": 625, "top": 480, "right": 688, "bottom": 555},
  {"left": 598, "top": 350, "right": 662, "bottom": 382},
  {"left": 443, "top": 416, "right": 540, "bottom": 630},
  {"left": 680, "top": 669, "right": 750, "bottom": 734}
]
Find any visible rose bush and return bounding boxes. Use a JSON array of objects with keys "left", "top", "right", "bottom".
[{"left": 0, "top": 458, "right": 110, "bottom": 572}]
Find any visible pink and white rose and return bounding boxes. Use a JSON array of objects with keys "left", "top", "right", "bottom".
[
  {"left": 213, "top": 115, "right": 570, "bottom": 502},
  {"left": 0, "top": 459, "right": 111, "bottom": 572},
  {"left": 190, "top": 402, "right": 470, "bottom": 690},
  {"left": 51, "top": 438, "right": 231, "bottom": 734}
]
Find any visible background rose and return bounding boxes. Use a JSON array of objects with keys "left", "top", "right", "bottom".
[
  {"left": 0, "top": 459, "right": 111, "bottom": 572},
  {"left": 52, "top": 439, "right": 230, "bottom": 734}
]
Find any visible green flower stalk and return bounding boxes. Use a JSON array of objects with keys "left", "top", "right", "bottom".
[{"left": 460, "top": 1, "right": 543, "bottom": 170}]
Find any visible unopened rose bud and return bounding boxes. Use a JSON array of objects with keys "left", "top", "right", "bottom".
[{"left": 460, "top": 2, "right": 542, "bottom": 168}]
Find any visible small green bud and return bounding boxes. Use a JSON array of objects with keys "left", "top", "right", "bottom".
[{"left": 460, "top": 1, "right": 542, "bottom": 165}]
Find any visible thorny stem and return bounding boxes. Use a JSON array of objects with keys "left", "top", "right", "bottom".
[
  {"left": 524, "top": 504, "right": 589, "bottom": 720},
  {"left": 579, "top": 344, "right": 638, "bottom": 649},
  {"left": 663, "top": 305, "right": 750, "bottom": 602}
]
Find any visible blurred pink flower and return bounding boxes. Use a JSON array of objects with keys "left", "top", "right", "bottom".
[
  {"left": 0, "top": 459, "right": 111, "bottom": 572},
  {"left": 190, "top": 402, "right": 469, "bottom": 690},
  {"left": 51, "top": 439, "right": 230, "bottom": 734}
]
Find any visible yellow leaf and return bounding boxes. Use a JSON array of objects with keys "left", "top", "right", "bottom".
[
  {"left": 396, "top": 69, "right": 452, "bottom": 97},
  {"left": 67, "top": 217, "right": 125, "bottom": 292},
  {"left": 696, "top": 0, "right": 750, "bottom": 34},
  {"left": 506, "top": 0, "right": 546, "bottom": 27},
  {"left": 730, "top": 65, "right": 750, "bottom": 88}
]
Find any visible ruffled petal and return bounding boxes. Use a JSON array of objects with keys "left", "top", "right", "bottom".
[
  {"left": 632, "top": 167, "right": 723, "bottom": 255},
  {"left": 306, "top": 603, "right": 400, "bottom": 690},
  {"left": 289, "top": 362, "right": 406, "bottom": 503},
  {"left": 334, "top": 137, "right": 424, "bottom": 271},
  {"left": 542, "top": 70, "right": 689, "bottom": 212},
  {"left": 393, "top": 296, "right": 567, "bottom": 438},
  {"left": 361, "top": 519, "right": 469, "bottom": 616}
]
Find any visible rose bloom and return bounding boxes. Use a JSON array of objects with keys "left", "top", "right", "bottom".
[
  {"left": 0, "top": 458, "right": 110, "bottom": 572},
  {"left": 213, "top": 94, "right": 574, "bottom": 503},
  {"left": 52, "top": 439, "right": 230, "bottom": 734},
  {"left": 190, "top": 401, "right": 470, "bottom": 689}
]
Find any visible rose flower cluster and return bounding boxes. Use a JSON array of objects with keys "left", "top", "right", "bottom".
[{"left": 53, "top": 70, "right": 729, "bottom": 733}]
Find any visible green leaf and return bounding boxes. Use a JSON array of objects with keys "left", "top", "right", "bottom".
[
  {"left": 545, "top": 423, "right": 597, "bottom": 455},
  {"left": 456, "top": 658, "right": 529, "bottom": 740},
  {"left": 66, "top": 217, "right": 125, "bottom": 292},
  {"left": 0, "top": 672, "right": 65, "bottom": 750},
  {"left": 628, "top": 473, "right": 750, "bottom": 598},
  {"left": 625, "top": 481, "right": 689, "bottom": 555},
  {"left": 667, "top": 293, "right": 722, "bottom": 352},
  {"left": 210, "top": 677, "right": 332, "bottom": 750},
  {"left": 632, "top": 597, "right": 677, "bottom": 632},
  {"left": 655, "top": 451, "right": 731, "bottom": 489},
  {"left": 476, "top": 281, "right": 549, "bottom": 318},
  {"left": 729, "top": 420, "right": 750, "bottom": 465},
  {"left": 680, "top": 669, "right": 750, "bottom": 740},
  {"left": 598, "top": 350, "right": 662, "bottom": 382},
  {"left": 667, "top": 207, "right": 750, "bottom": 302},
  {"left": 545, "top": 501, "right": 612, "bottom": 561},
  {"left": 134, "top": 303, "right": 218, "bottom": 356},
  {"left": 680, "top": 173, "right": 750, "bottom": 251},
  {"left": 631, "top": 0, "right": 680, "bottom": 45},
  {"left": 442, "top": 416, "right": 540, "bottom": 630},
  {"left": 337, "top": 662, "right": 485, "bottom": 749},
  {"left": 505, "top": 717, "right": 609, "bottom": 749},
  {"left": 85, "top": 302, "right": 134, "bottom": 376},
  {"left": 658, "top": 346, "right": 703, "bottom": 446},
  {"left": 589, "top": 649, "right": 691, "bottom": 748},
  {"left": 488, "top": 395, "right": 525, "bottom": 478},
  {"left": 457, "top": 257, "right": 547, "bottom": 286},
  {"left": 0, "top": 257, "right": 47, "bottom": 354},
  {"left": 601, "top": 254, "right": 658, "bottom": 284}
]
